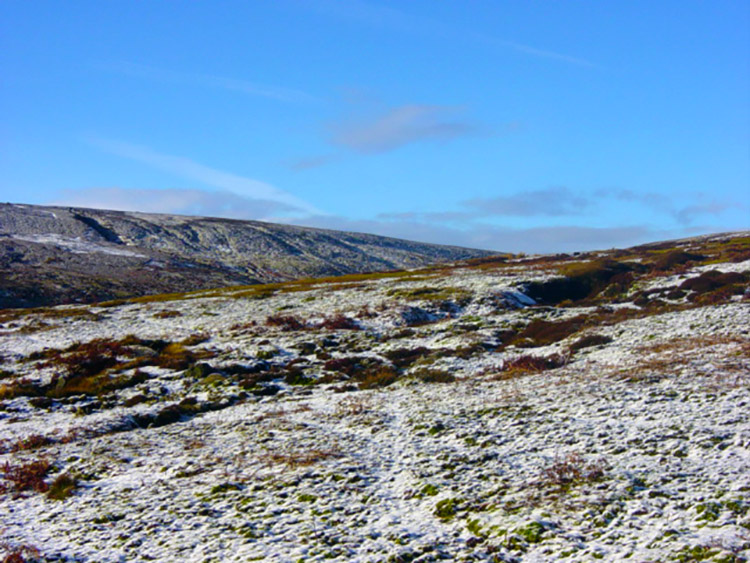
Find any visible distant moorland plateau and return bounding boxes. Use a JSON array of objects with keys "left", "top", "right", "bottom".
[{"left": 0, "top": 203, "right": 494, "bottom": 309}]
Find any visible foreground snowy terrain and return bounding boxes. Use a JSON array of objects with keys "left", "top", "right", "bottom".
[{"left": 1, "top": 233, "right": 748, "bottom": 562}]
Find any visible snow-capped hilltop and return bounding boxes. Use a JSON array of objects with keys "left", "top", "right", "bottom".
[
  {"left": 0, "top": 231, "right": 748, "bottom": 562},
  {"left": 0, "top": 203, "right": 495, "bottom": 309}
]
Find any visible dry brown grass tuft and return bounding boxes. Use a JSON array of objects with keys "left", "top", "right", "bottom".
[
  {"left": 319, "top": 314, "right": 360, "bottom": 331},
  {"left": 538, "top": 452, "right": 608, "bottom": 491},
  {"left": 619, "top": 335, "right": 750, "bottom": 386},
  {"left": 0, "top": 458, "right": 52, "bottom": 495},
  {"left": 0, "top": 543, "right": 41, "bottom": 563},
  {"left": 357, "top": 366, "right": 400, "bottom": 389},
  {"left": 334, "top": 395, "right": 374, "bottom": 416},
  {"left": 266, "top": 314, "right": 307, "bottom": 331},
  {"left": 493, "top": 354, "right": 567, "bottom": 379},
  {"left": 8, "top": 435, "right": 51, "bottom": 453}
]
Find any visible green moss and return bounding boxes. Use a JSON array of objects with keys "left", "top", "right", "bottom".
[
  {"left": 184, "top": 363, "right": 213, "bottom": 379},
  {"left": 200, "top": 373, "right": 225, "bottom": 387},
  {"left": 236, "top": 524, "right": 259, "bottom": 539},
  {"left": 723, "top": 499, "right": 747, "bottom": 516},
  {"left": 514, "top": 521, "right": 546, "bottom": 543},
  {"left": 419, "top": 484, "right": 439, "bottom": 497},
  {"left": 92, "top": 513, "right": 124, "bottom": 524},
  {"left": 387, "top": 286, "right": 473, "bottom": 304},
  {"left": 466, "top": 518, "right": 486, "bottom": 537},
  {"left": 695, "top": 502, "right": 722, "bottom": 522},
  {"left": 210, "top": 482, "right": 242, "bottom": 495},
  {"left": 672, "top": 546, "right": 722, "bottom": 562},
  {"left": 284, "top": 371, "right": 314, "bottom": 385},
  {"left": 434, "top": 498, "right": 461, "bottom": 520},
  {"left": 428, "top": 422, "right": 446, "bottom": 435}
]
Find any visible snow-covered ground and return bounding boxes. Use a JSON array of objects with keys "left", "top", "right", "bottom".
[{"left": 1, "top": 237, "right": 748, "bottom": 562}]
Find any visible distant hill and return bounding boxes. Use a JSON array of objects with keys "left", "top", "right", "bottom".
[{"left": 0, "top": 203, "right": 495, "bottom": 308}]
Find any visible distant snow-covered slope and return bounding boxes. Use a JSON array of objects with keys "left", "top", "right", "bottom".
[{"left": 0, "top": 203, "right": 495, "bottom": 308}]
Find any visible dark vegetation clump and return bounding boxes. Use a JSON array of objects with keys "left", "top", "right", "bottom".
[
  {"left": 539, "top": 452, "right": 608, "bottom": 491},
  {"left": 153, "top": 309, "right": 182, "bottom": 319},
  {"left": 319, "top": 314, "right": 360, "bottom": 331},
  {"left": 411, "top": 368, "right": 455, "bottom": 383},
  {"left": 6, "top": 335, "right": 217, "bottom": 400},
  {"left": 651, "top": 250, "right": 706, "bottom": 271},
  {"left": 569, "top": 334, "right": 613, "bottom": 352},
  {"left": 266, "top": 314, "right": 307, "bottom": 331},
  {"left": 463, "top": 254, "right": 511, "bottom": 268},
  {"left": 235, "top": 362, "right": 278, "bottom": 391},
  {"left": 153, "top": 342, "right": 215, "bottom": 371},
  {"left": 323, "top": 356, "right": 378, "bottom": 376},
  {"left": 399, "top": 306, "right": 439, "bottom": 327},
  {"left": 8, "top": 435, "right": 51, "bottom": 453},
  {"left": 525, "top": 260, "right": 642, "bottom": 305},
  {"left": 43, "top": 339, "right": 127, "bottom": 379},
  {"left": 323, "top": 356, "right": 398, "bottom": 389},
  {"left": 498, "top": 354, "right": 566, "bottom": 377},
  {"left": 128, "top": 395, "right": 237, "bottom": 429},
  {"left": 46, "top": 473, "right": 78, "bottom": 500},
  {"left": 0, "top": 544, "right": 41, "bottom": 563},
  {"left": 47, "top": 369, "right": 150, "bottom": 399},
  {"left": 180, "top": 333, "right": 211, "bottom": 346},
  {"left": 357, "top": 366, "right": 400, "bottom": 390},
  {"left": 383, "top": 347, "right": 432, "bottom": 368},
  {"left": 443, "top": 343, "right": 487, "bottom": 359},
  {"left": 0, "top": 459, "right": 51, "bottom": 494},
  {"left": 281, "top": 359, "right": 314, "bottom": 386},
  {"left": 123, "top": 394, "right": 148, "bottom": 407},
  {"left": 680, "top": 270, "right": 748, "bottom": 299},
  {"left": 510, "top": 316, "right": 587, "bottom": 348}
]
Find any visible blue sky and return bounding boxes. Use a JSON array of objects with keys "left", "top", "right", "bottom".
[{"left": 1, "top": 1, "right": 748, "bottom": 252}]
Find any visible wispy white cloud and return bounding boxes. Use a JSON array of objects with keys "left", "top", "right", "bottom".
[
  {"left": 478, "top": 38, "right": 596, "bottom": 68},
  {"left": 50, "top": 187, "right": 297, "bottom": 220},
  {"left": 96, "top": 62, "right": 317, "bottom": 104},
  {"left": 597, "top": 188, "right": 743, "bottom": 226},
  {"left": 286, "top": 102, "right": 493, "bottom": 168},
  {"left": 329, "top": 104, "right": 479, "bottom": 154},
  {"left": 308, "top": 0, "right": 596, "bottom": 68},
  {"left": 283, "top": 154, "right": 341, "bottom": 171},
  {"left": 88, "top": 138, "right": 322, "bottom": 215}
]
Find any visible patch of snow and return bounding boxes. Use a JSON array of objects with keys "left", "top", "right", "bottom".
[{"left": 12, "top": 234, "right": 147, "bottom": 258}]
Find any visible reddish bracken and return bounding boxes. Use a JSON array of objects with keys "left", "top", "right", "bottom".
[
  {"left": 319, "top": 314, "right": 360, "bottom": 330},
  {"left": 266, "top": 314, "right": 307, "bottom": 331},
  {"left": 1, "top": 458, "right": 51, "bottom": 494}
]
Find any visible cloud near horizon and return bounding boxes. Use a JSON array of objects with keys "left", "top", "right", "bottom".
[
  {"left": 376, "top": 187, "right": 741, "bottom": 227},
  {"left": 283, "top": 214, "right": 667, "bottom": 254},
  {"left": 50, "top": 187, "right": 298, "bottom": 221},
  {"left": 88, "top": 138, "right": 322, "bottom": 216},
  {"left": 48, "top": 180, "right": 744, "bottom": 254},
  {"left": 464, "top": 187, "right": 590, "bottom": 217}
]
